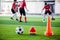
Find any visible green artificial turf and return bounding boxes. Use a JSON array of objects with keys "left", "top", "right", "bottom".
[{"left": 0, "top": 16, "right": 60, "bottom": 40}]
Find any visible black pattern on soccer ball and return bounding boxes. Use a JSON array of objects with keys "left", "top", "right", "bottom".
[{"left": 19, "top": 28, "right": 21, "bottom": 31}]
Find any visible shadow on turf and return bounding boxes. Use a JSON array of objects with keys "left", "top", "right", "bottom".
[
  {"left": 18, "top": 33, "right": 60, "bottom": 36},
  {"left": 0, "top": 19, "right": 60, "bottom": 27},
  {"left": 17, "top": 34, "right": 60, "bottom": 40},
  {"left": 17, "top": 34, "right": 44, "bottom": 36},
  {"left": 0, "top": 20, "right": 46, "bottom": 26}
]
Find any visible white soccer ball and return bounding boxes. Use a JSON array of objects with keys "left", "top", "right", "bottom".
[{"left": 16, "top": 26, "right": 23, "bottom": 34}]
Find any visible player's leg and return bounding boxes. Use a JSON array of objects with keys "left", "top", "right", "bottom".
[
  {"left": 43, "top": 11, "right": 47, "bottom": 22},
  {"left": 11, "top": 13, "right": 15, "bottom": 19},
  {"left": 11, "top": 9, "right": 16, "bottom": 20},
  {"left": 19, "top": 8, "right": 22, "bottom": 22},
  {"left": 23, "top": 14, "right": 27, "bottom": 23},
  {"left": 49, "top": 11, "right": 55, "bottom": 20},
  {"left": 20, "top": 15, "right": 22, "bottom": 22},
  {"left": 14, "top": 13, "right": 18, "bottom": 21},
  {"left": 51, "top": 13, "right": 55, "bottom": 20},
  {"left": 23, "top": 9, "right": 27, "bottom": 22}
]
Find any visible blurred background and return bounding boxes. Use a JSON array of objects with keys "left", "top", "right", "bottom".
[{"left": 0, "top": 0, "right": 60, "bottom": 16}]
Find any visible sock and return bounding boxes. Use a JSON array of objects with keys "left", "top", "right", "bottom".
[
  {"left": 20, "top": 16, "right": 22, "bottom": 21},
  {"left": 11, "top": 14, "right": 15, "bottom": 18},
  {"left": 43, "top": 14, "right": 46, "bottom": 21},
  {"left": 24, "top": 16, "right": 27, "bottom": 22},
  {"left": 14, "top": 13, "right": 18, "bottom": 19},
  {"left": 50, "top": 14, "right": 54, "bottom": 18}
]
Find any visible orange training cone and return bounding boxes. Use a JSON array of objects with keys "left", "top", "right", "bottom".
[
  {"left": 29, "top": 26, "right": 36, "bottom": 35},
  {"left": 44, "top": 16, "right": 54, "bottom": 36}
]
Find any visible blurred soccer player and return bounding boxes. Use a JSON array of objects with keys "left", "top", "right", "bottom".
[
  {"left": 18, "top": 0, "right": 28, "bottom": 22},
  {"left": 11, "top": 0, "right": 18, "bottom": 21},
  {"left": 41, "top": 4, "right": 55, "bottom": 22}
]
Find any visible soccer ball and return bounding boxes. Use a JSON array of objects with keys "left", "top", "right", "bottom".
[{"left": 16, "top": 26, "right": 23, "bottom": 34}]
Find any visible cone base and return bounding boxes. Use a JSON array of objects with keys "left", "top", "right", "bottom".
[
  {"left": 30, "top": 32, "right": 36, "bottom": 35},
  {"left": 30, "top": 33, "right": 36, "bottom": 35},
  {"left": 44, "top": 32, "right": 54, "bottom": 36},
  {"left": 30, "top": 34, "right": 36, "bottom": 35}
]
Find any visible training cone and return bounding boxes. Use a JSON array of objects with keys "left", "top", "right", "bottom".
[
  {"left": 44, "top": 16, "right": 54, "bottom": 36},
  {"left": 29, "top": 26, "right": 36, "bottom": 35}
]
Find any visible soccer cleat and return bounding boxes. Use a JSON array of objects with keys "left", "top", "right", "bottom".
[
  {"left": 51, "top": 18, "right": 55, "bottom": 20},
  {"left": 20, "top": 20, "right": 23, "bottom": 22},
  {"left": 43, "top": 19, "right": 46, "bottom": 22},
  {"left": 11, "top": 17, "right": 13, "bottom": 20},
  {"left": 16, "top": 19, "right": 18, "bottom": 21}
]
